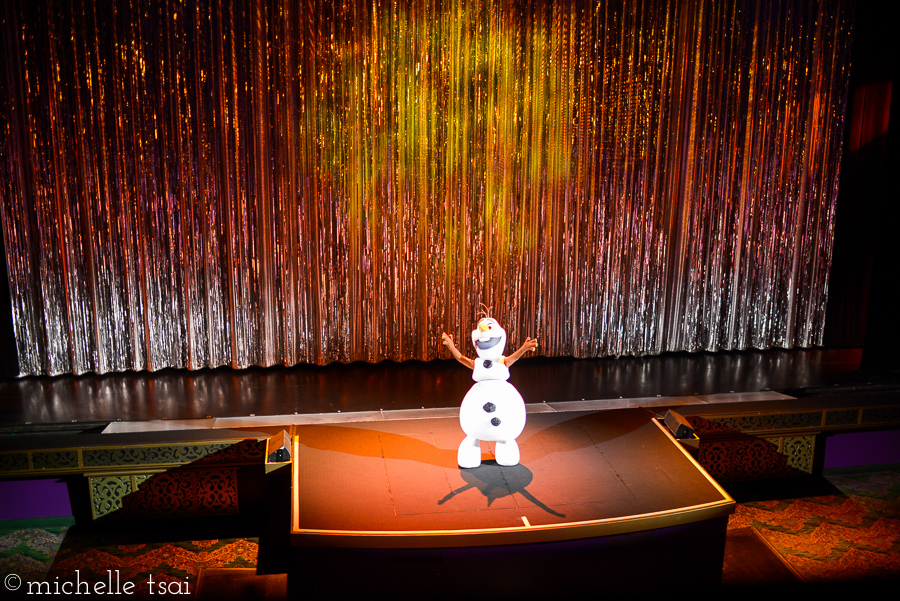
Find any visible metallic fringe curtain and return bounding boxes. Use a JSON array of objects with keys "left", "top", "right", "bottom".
[{"left": 0, "top": 0, "right": 852, "bottom": 376}]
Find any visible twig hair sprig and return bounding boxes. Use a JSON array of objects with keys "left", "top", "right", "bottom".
[{"left": 476, "top": 303, "right": 493, "bottom": 320}]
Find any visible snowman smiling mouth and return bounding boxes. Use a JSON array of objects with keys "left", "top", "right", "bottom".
[{"left": 476, "top": 337, "right": 502, "bottom": 350}]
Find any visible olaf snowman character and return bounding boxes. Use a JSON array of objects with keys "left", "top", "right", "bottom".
[{"left": 442, "top": 314, "right": 538, "bottom": 468}]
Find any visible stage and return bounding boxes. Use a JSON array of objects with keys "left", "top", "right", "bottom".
[
  {"left": 0, "top": 347, "right": 870, "bottom": 430},
  {"left": 2, "top": 347, "right": 897, "bottom": 521},
  {"left": 290, "top": 409, "right": 733, "bottom": 547},
  {"left": 2, "top": 347, "right": 900, "bottom": 597},
  {"left": 284, "top": 407, "right": 734, "bottom": 596}
]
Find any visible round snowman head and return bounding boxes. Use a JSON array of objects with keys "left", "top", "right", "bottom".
[{"left": 471, "top": 317, "right": 507, "bottom": 360}]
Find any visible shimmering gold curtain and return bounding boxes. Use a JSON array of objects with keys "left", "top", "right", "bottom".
[{"left": 0, "top": 0, "right": 852, "bottom": 376}]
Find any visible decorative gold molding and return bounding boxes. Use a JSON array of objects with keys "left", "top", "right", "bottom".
[
  {"left": 680, "top": 400, "right": 900, "bottom": 481},
  {"left": 0, "top": 439, "right": 265, "bottom": 477},
  {"left": 690, "top": 405, "right": 900, "bottom": 439}
]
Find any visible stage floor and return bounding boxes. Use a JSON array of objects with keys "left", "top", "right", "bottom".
[
  {"left": 290, "top": 408, "right": 734, "bottom": 548},
  {"left": 0, "top": 347, "right": 871, "bottom": 431}
]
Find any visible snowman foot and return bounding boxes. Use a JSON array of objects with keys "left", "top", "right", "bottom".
[
  {"left": 457, "top": 435, "right": 482, "bottom": 468},
  {"left": 495, "top": 440, "right": 520, "bottom": 466}
]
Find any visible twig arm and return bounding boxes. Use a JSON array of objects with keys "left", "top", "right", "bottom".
[
  {"left": 502, "top": 337, "right": 538, "bottom": 368},
  {"left": 442, "top": 332, "right": 475, "bottom": 370}
]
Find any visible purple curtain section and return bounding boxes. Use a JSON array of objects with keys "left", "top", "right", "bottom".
[{"left": 0, "top": 0, "right": 852, "bottom": 376}]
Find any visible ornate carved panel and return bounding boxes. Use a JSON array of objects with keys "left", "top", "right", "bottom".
[
  {"left": 781, "top": 436, "right": 815, "bottom": 473},
  {"left": 90, "top": 475, "right": 133, "bottom": 519},
  {"left": 0, "top": 452, "right": 29, "bottom": 472},
  {"left": 698, "top": 435, "right": 815, "bottom": 482},
  {"left": 824, "top": 409, "right": 859, "bottom": 427},
  {"left": 0, "top": 439, "right": 266, "bottom": 477},
  {"left": 690, "top": 412, "right": 821, "bottom": 436},
  {"left": 83, "top": 443, "right": 235, "bottom": 467},
  {"left": 31, "top": 450, "right": 79, "bottom": 470},
  {"left": 90, "top": 469, "right": 239, "bottom": 520},
  {"left": 861, "top": 407, "right": 900, "bottom": 425}
]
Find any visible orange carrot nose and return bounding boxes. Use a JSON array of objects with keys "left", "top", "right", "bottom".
[{"left": 479, "top": 323, "right": 490, "bottom": 332}]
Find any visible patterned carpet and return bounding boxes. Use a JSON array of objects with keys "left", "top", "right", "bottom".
[
  {"left": 725, "top": 468, "right": 900, "bottom": 585},
  {"left": 2, "top": 468, "right": 898, "bottom": 598},
  {"left": 0, "top": 517, "right": 72, "bottom": 585},
  {"left": 0, "top": 519, "right": 258, "bottom": 598},
  {"left": 48, "top": 536, "right": 259, "bottom": 596}
]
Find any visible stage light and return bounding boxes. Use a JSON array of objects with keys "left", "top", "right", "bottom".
[
  {"left": 661, "top": 410, "right": 695, "bottom": 440},
  {"left": 266, "top": 430, "right": 292, "bottom": 473}
]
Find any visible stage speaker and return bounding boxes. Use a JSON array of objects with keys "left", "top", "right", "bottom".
[
  {"left": 267, "top": 430, "right": 292, "bottom": 463},
  {"left": 662, "top": 410, "right": 695, "bottom": 439}
]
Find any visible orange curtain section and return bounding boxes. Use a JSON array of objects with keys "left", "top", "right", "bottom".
[{"left": 0, "top": 0, "right": 853, "bottom": 376}]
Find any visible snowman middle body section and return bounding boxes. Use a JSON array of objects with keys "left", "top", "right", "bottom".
[{"left": 458, "top": 319, "right": 526, "bottom": 466}]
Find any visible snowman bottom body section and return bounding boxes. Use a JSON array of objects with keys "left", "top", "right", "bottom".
[{"left": 458, "top": 379, "right": 526, "bottom": 468}]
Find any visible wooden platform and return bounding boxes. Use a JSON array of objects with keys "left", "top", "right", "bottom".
[{"left": 290, "top": 408, "right": 734, "bottom": 548}]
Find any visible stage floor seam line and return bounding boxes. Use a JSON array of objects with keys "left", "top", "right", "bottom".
[{"left": 101, "top": 391, "right": 794, "bottom": 434}]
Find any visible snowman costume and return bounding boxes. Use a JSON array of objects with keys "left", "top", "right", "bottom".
[{"left": 442, "top": 318, "right": 538, "bottom": 468}]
